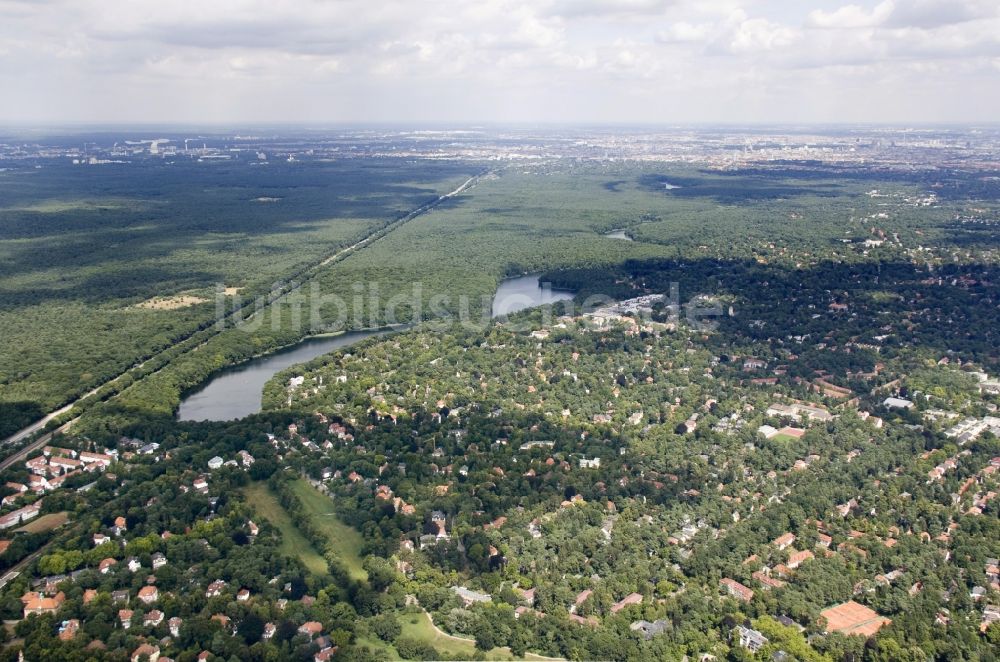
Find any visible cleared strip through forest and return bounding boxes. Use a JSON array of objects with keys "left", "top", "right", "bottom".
[{"left": 0, "top": 170, "right": 490, "bottom": 453}]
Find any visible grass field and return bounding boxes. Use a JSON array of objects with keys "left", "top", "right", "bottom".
[
  {"left": 399, "top": 610, "right": 479, "bottom": 658},
  {"left": 14, "top": 511, "right": 69, "bottom": 534},
  {"left": 394, "top": 611, "right": 562, "bottom": 661},
  {"left": 242, "top": 480, "right": 367, "bottom": 581},
  {"left": 287, "top": 479, "right": 368, "bottom": 581},
  {"left": 242, "top": 482, "right": 328, "bottom": 575}
]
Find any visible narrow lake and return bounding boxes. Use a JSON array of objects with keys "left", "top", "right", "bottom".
[
  {"left": 178, "top": 274, "right": 574, "bottom": 421},
  {"left": 177, "top": 330, "right": 393, "bottom": 422}
]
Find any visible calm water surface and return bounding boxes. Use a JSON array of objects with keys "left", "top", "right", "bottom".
[
  {"left": 491, "top": 274, "right": 574, "bottom": 318},
  {"left": 179, "top": 275, "right": 573, "bottom": 421},
  {"left": 177, "top": 330, "right": 392, "bottom": 422}
]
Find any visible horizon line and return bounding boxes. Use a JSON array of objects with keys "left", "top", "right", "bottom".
[{"left": 3, "top": 120, "right": 1000, "bottom": 131}]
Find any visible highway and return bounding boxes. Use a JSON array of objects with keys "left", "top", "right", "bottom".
[
  {"left": 0, "top": 422, "right": 71, "bottom": 473},
  {"left": 0, "top": 171, "right": 489, "bottom": 454}
]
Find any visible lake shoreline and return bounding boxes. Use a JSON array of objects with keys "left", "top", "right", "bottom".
[{"left": 178, "top": 275, "right": 575, "bottom": 422}]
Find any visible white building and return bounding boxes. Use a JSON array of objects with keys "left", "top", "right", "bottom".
[{"left": 735, "top": 625, "right": 768, "bottom": 653}]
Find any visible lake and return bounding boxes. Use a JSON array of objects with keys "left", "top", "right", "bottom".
[
  {"left": 176, "top": 330, "right": 394, "bottom": 422},
  {"left": 491, "top": 274, "right": 575, "bottom": 318},
  {"left": 178, "top": 274, "right": 574, "bottom": 421}
]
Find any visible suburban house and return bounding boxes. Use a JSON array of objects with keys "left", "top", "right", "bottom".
[
  {"left": 630, "top": 619, "right": 669, "bottom": 639},
  {"left": 610, "top": 592, "right": 643, "bottom": 613},
  {"left": 452, "top": 586, "right": 491, "bottom": 606},
  {"left": 773, "top": 532, "right": 796, "bottom": 550},
  {"left": 130, "top": 643, "right": 159, "bottom": 662},
  {"left": 787, "top": 549, "right": 815, "bottom": 569},
  {"left": 137, "top": 586, "right": 159, "bottom": 604},
  {"left": 0, "top": 502, "right": 42, "bottom": 530},
  {"left": 298, "top": 621, "right": 323, "bottom": 638},
  {"left": 22, "top": 590, "right": 65, "bottom": 618},
  {"left": 753, "top": 570, "right": 786, "bottom": 590},
  {"left": 734, "top": 625, "right": 768, "bottom": 653},
  {"left": 119, "top": 609, "right": 134, "bottom": 629},
  {"left": 205, "top": 580, "right": 227, "bottom": 597},
  {"left": 169, "top": 616, "right": 183, "bottom": 637},
  {"left": 720, "top": 578, "right": 754, "bottom": 602},
  {"left": 58, "top": 619, "right": 79, "bottom": 641}
]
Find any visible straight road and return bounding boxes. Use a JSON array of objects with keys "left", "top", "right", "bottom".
[
  {"left": 1, "top": 171, "right": 489, "bottom": 450},
  {"left": 0, "top": 422, "right": 71, "bottom": 473},
  {"left": 0, "top": 511, "right": 74, "bottom": 590}
]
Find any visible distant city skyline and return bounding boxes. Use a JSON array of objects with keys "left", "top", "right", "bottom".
[{"left": 1, "top": 0, "right": 998, "bottom": 124}]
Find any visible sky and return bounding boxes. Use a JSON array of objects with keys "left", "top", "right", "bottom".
[{"left": 1, "top": 0, "right": 998, "bottom": 125}]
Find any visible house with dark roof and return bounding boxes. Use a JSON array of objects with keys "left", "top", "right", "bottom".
[{"left": 630, "top": 619, "right": 669, "bottom": 640}]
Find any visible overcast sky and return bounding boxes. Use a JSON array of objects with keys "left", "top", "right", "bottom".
[{"left": 1, "top": 0, "right": 998, "bottom": 124}]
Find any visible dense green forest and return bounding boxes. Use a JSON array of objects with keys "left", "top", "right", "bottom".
[
  {"left": 62, "top": 162, "right": 999, "bottom": 432},
  {"left": 10, "top": 259, "right": 992, "bottom": 658},
  {"left": 0, "top": 158, "right": 476, "bottom": 413},
  {"left": 244, "top": 196, "right": 996, "bottom": 659},
  {"left": 0, "top": 152, "right": 997, "bottom": 660}
]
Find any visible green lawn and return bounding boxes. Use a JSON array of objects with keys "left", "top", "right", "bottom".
[
  {"left": 14, "top": 511, "right": 69, "bottom": 534},
  {"left": 399, "top": 611, "right": 479, "bottom": 658},
  {"left": 242, "top": 480, "right": 368, "bottom": 581},
  {"left": 354, "top": 635, "right": 398, "bottom": 658},
  {"left": 242, "top": 482, "right": 328, "bottom": 575},
  {"left": 242, "top": 481, "right": 561, "bottom": 660},
  {"left": 287, "top": 479, "right": 368, "bottom": 581},
  {"left": 395, "top": 611, "right": 563, "bottom": 661}
]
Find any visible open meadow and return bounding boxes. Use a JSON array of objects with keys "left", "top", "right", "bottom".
[{"left": 242, "top": 479, "right": 367, "bottom": 581}]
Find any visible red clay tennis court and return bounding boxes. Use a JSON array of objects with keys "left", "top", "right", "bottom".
[{"left": 820, "top": 601, "right": 891, "bottom": 637}]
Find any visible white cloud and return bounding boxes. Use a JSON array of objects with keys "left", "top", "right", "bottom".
[
  {"left": 884, "top": 0, "right": 999, "bottom": 29},
  {"left": 655, "top": 21, "right": 712, "bottom": 44},
  {"left": 807, "top": 1, "right": 895, "bottom": 29},
  {"left": 542, "top": 0, "right": 678, "bottom": 19},
  {"left": 0, "top": 0, "right": 997, "bottom": 123},
  {"left": 723, "top": 17, "right": 799, "bottom": 54}
]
